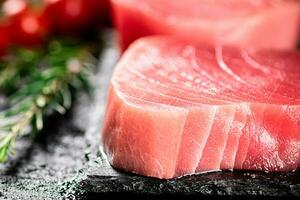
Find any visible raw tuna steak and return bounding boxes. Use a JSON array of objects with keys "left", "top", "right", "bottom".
[
  {"left": 102, "top": 36, "right": 300, "bottom": 179},
  {"left": 111, "top": 0, "right": 300, "bottom": 51}
]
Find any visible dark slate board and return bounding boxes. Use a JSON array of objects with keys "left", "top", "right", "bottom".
[
  {"left": 79, "top": 30, "right": 300, "bottom": 199},
  {"left": 1, "top": 29, "right": 300, "bottom": 199}
]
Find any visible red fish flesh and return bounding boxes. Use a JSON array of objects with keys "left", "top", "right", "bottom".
[
  {"left": 111, "top": 0, "right": 300, "bottom": 51},
  {"left": 102, "top": 36, "right": 300, "bottom": 179}
]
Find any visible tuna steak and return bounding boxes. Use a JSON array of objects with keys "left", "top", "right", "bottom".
[
  {"left": 111, "top": 0, "right": 300, "bottom": 51},
  {"left": 102, "top": 37, "right": 300, "bottom": 179}
]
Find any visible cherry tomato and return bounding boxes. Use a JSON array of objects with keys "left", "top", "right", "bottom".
[
  {"left": 1, "top": 0, "right": 51, "bottom": 47},
  {"left": 44, "top": 0, "right": 100, "bottom": 34},
  {"left": 97, "top": 0, "right": 110, "bottom": 24},
  {"left": 10, "top": 8, "right": 51, "bottom": 47},
  {"left": 0, "top": 23, "right": 11, "bottom": 57}
]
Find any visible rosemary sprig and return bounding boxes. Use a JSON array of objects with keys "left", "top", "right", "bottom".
[
  {"left": 0, "top": 49, "right": 40, "bottom": 92},
  {"left": 0, "top": 40, "right": 94, "bottom": 162}
]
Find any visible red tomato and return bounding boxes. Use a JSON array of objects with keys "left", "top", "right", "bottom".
[
  {"left": 97, "top": 0, "right": 110, "bottom": 24},
  {"left": 0, "top": 23, "right": 11, "bottom": 57},
  {"left": 44, "top": 0, "right": 100, "bottom": 34},
  {"left": 10, "top": 8, "right": 51, "bottom": 47},
  {"left": 1, "top": 0, "right": 51, "bottom": 47}
]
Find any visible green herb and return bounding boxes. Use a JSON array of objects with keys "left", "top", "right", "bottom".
[
  {"left": 0, "top": 48, "right": 40, "bottom": 92},
  {"left": 0, "top": 40, "right": 94, "bottom": 163}
]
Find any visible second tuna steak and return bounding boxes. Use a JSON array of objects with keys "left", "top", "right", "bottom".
[
  {"left": 112, "top": 0, "right": 300, "bottom": 51},
  {"left": 102, "top": 36, "right": 300, "bottom": 179}
]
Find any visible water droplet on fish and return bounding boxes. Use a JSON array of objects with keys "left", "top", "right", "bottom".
[
  {"left": 194, "top": 78, "right": 201, "bottom": 84},
  {"left": 184, "top": 82, "right": 192, "bottom": 87},
  {"left": 171, "top": 78, "right": 178, "bottom": 83},
  {"left": 187, "top": 75, "right": 193, "bottom": 81},
  {"left": 158, "top": 70, "right": 166, "bottom": 76},
  {"left": 180, "top": 72, "right": 187, "bottom": 78},
  {"left": 149, "top": 79, "right": 155, "bottom": 83}
]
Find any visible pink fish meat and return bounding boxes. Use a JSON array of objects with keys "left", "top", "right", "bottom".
[
  {"left": 102, "top": 36, "right": 300, "bottom": 179},
  {"left": 111, "top": 0, "right": 300, "bottom": 51}
]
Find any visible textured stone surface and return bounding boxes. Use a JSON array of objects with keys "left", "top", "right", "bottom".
[
  {"left": 82, "top": 166, "right": 300, "bottom": 197},
  {"left": 0, "top": 29, "right": 300, "bottom": 199}
]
